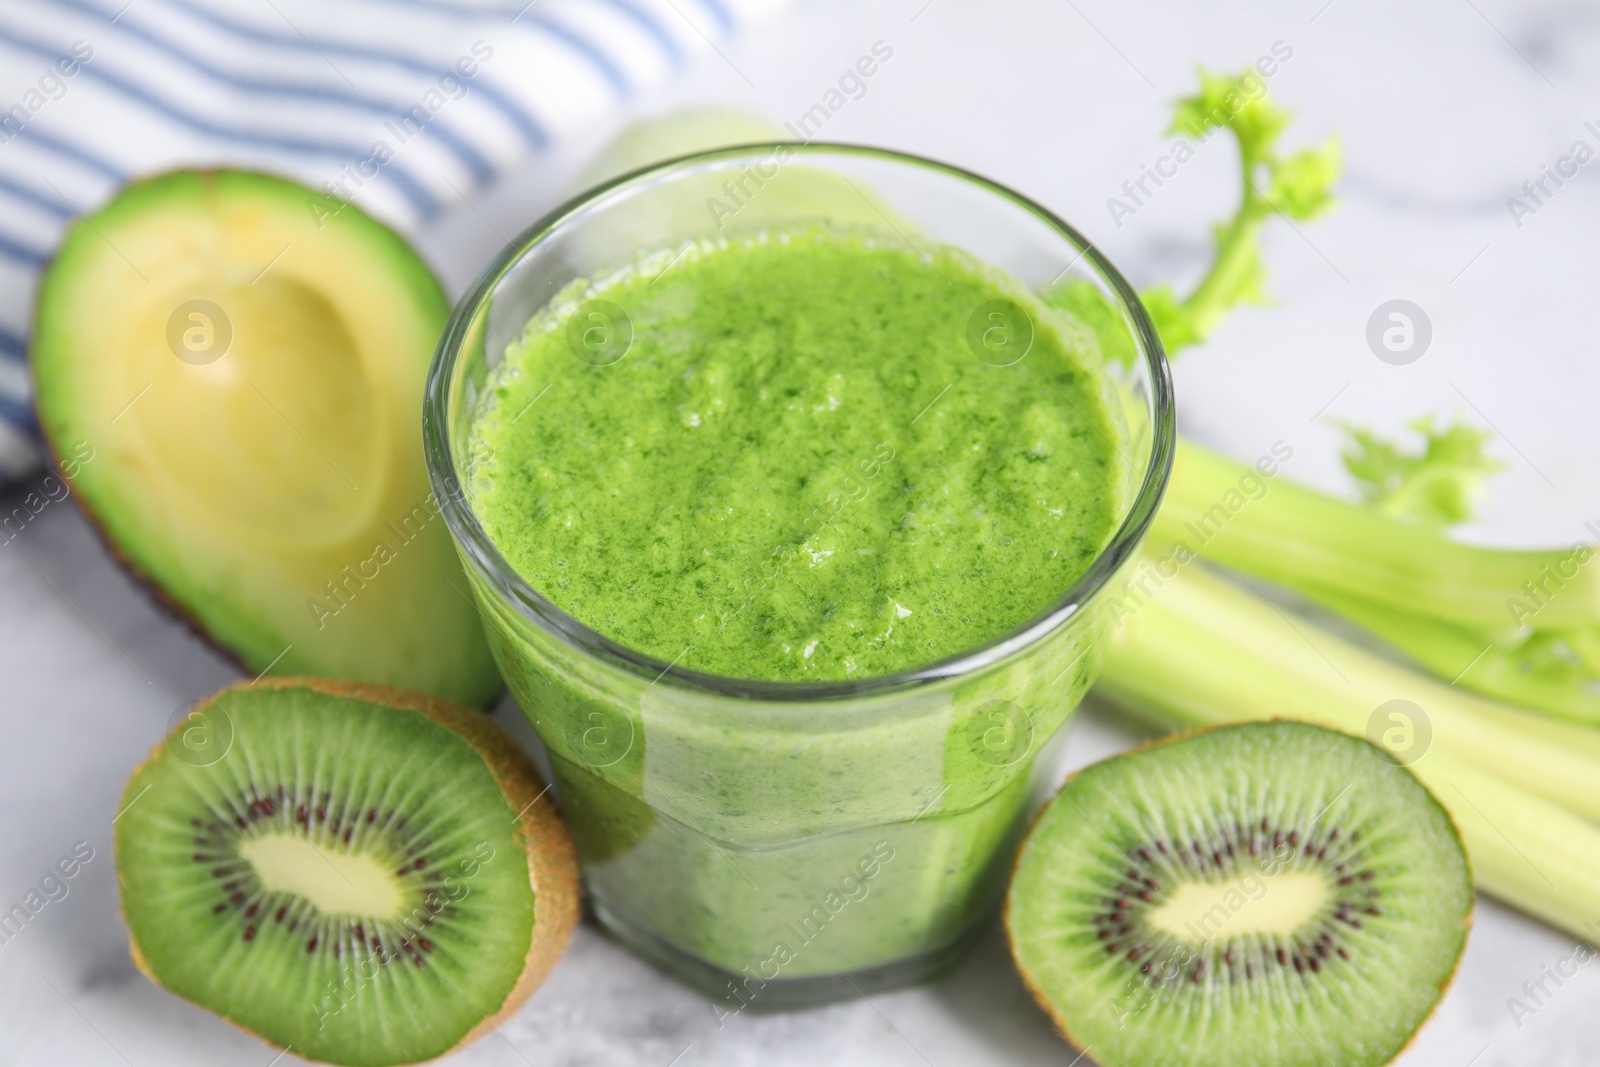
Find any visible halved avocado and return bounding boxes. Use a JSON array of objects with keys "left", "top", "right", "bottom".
[{"left": 32, "top": 170, "right": 500, "bottom": 706}]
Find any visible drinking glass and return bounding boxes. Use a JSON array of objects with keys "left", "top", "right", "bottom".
[{"left": 424, "top": 143, "right": 1174, "bottom": 1007}]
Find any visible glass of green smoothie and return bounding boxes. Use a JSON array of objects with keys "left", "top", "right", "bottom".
[{"left": 424, "top": 144, "right": 1173, "bottom": 1008}]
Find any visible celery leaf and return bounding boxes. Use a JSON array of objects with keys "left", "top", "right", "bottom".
[
  {"left": 1340, "top": 415, "right": 1503, "bottom": 527},
  {"left": 1129, "top": 67, "right": 1341, "bottom": 357}
]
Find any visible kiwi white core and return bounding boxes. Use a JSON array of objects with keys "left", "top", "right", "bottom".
[
  {"left": 239, "top": 833, "right": 403, "bottom": 919},
  {"left": 1146, "top": 871, "right": 1329, "bottom": 942}
]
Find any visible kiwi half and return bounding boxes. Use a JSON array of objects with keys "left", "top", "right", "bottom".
[
  {"left": 114, "top": 678, "right": 579, "bottom": 1066},
  {"left": 1005, "top": 721, "right": 1471, "bottom": 1067}
]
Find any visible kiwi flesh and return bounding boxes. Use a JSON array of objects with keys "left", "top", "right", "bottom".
[
  {"left": 114, "top": 678, "right": 579, "bottom": 1067},
  {"left": 1005, "top": 721, "right": 1471, "bottom": 1067}
]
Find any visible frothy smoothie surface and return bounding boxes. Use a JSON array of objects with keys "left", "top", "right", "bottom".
[{"left": 467, "top": 226, "right": 1124, "bottom": 681}]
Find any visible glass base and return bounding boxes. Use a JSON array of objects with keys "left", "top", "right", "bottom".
[{"left": 591, "top": 897, "right": 987, "bottom": 1011}]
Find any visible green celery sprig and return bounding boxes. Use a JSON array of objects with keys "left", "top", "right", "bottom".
[
  {"left": 1041, "top": 67, "right": 1338, "bottom": 367},
  {"left": 1140, "top": 68, "right": 1340, "bottom": 354},
  {"left": 1340, "top": 416, "right": 1503, "bottom": 528}
]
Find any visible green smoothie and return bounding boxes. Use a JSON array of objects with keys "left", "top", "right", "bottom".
[
  {"left": 471, "top": 226, "right": 1120, "bottom": 678},
  {"left": 464, "top": 224, "right": 1129, "bottom": 990}
]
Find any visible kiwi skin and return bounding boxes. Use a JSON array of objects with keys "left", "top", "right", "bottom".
[
  {"left": 1002, "top": 720, "right": 1473, "bottom": 1065},
  {"left": 117, "top": 676, "right": 581, "bottom": 1064}
]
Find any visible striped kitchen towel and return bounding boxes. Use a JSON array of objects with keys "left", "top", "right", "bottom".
[{"left": 0, "top": 0, "right": 787, "bottom": 484}]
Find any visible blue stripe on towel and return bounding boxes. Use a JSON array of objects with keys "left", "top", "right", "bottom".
[
  {"left": 0, "top": 393, "right": 39, "bottom": 436},
  {"left": 592, "top": 0, "right": 684, "bottom": 66},
  {"left": 57, "top": 0, "right": 496, "bottom": 182},
  {"left": 11, "top": 126, "right": 125, "bottom": 181},
  {"left": 694, "top": 0, "right": 736, "bottom": 35},
  {"left": 0, "top": 327, "right": 26, "bottom": 360},
  {"left": 154, "top": 0, "right": 552, "bottom": 149},
  {"left": 0, "top": 172, "right": 74, "bottom": 220},
  {"left": 517, "top": 12, "right": 631, "bottom": 97},
  {"left": 352, "top": 0, "right": 633, "bottom": 100},
  {"left": 0, "top": 19, "right": 440, "bottom": 216},
  {"left": 0, "top": 231, "right": 48, "bottom": 266}
]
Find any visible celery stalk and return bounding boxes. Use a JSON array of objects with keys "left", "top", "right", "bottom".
[
  {"left": 1302, "top": 586, "right": 1600, "bottom": 725},
  {"left": 1097, "top": 559, "right": 1600, "bottom": 821},
  {"left": 1151, "top": 438, "right": 1600, "bottom": 630},
  {"left": 1097, "top": 559, "right": 1600, "bottom": 941},
  {"left": 1467, "top": 695, "right": 1600, "bottom": 762}
]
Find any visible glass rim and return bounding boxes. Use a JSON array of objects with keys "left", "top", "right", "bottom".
[{"left": 423, "top": 141, "right": 1176, "bottom": 703}]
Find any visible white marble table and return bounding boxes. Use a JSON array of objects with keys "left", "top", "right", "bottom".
[{"left": 5, "top": 0, "right": 1599, "bottom": 1063}]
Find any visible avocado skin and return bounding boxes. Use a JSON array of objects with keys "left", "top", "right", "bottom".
[{"left": 31, "top": 169, "right": 501, "bottom": 707}]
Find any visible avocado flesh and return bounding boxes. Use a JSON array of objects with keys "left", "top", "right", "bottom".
[{"left": 32, "top": 170, "right": 500, "bottom": 706}]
